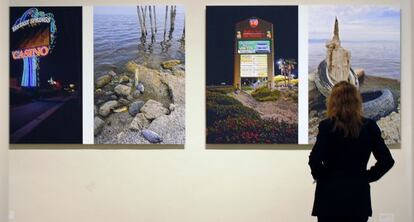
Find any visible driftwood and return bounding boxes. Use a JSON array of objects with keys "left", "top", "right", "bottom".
[
  {"left": 168, "top": 5, "right": 176, "bottom": 40},
  {"left": 136, "top": 6, "right": 145, "bottom": 37},
  {"left": 149, "top": 6, "right": 155, "bottom": 41},
  {"left": 141, "top": 6, "right": 148, "bottom": 36},
  {"left": 153, "top": 5, "right": 157, "bottom": 33},
  {"left": 181, "top": 18, "right": 185, "bottom": 41},
  {"left": 163, "top": 6, "right": 168, "bottom": 40}
]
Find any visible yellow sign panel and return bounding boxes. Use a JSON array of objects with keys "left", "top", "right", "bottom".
[{"left": 240, "top": 54, "right": 268, "bottom": 77}]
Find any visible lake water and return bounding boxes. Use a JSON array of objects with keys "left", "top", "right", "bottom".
[
  {"left": 94, "top": 6, "right": 185, "bottom": 77},
  {"left": 309, "top": 40, "right": 400, "bottom": 80}
]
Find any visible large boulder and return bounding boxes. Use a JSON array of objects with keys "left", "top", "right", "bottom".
[
  {"left": 140, "top": 99, "right": 169, "bottom": 120},
  {"left": 129, "top": 113, "right": 149, "bottom": 131},
  {"left": 161, "top": 60, "right": 181, "bottom": 69},
  {"left": 147, "top": 106, "right": 185, "bottom": 144},
  {"left": 114, "top": 84, "right": 131, "bottom": 97},
  {"left": 99, "top": 100, "right": 119, "bottom": 117},
  {"left": 125, "top": 62, "right": 171, "bottom": 106},
  {"left": 125, "top": 61, "right": 138, "bottom": 73},
  {"left": 95, "top": 74, "right": 112, "bottom": 88},
  {"left": 160, "top": 73, "right": 185, "bottom": 106}
]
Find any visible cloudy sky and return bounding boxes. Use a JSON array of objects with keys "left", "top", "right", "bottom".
[{"left": 308, "top": 6, "right": 400, "bottom": 42}]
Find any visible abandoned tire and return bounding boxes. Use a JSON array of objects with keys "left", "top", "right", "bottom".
[
  {"left": 362, "top": 89, "right": 396, "bottom": 121},
  {"left": 314, "top": 60, "right": 359, "bottom": 97}
]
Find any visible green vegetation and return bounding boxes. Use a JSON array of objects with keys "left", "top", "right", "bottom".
[
  {"left": 241, "top": 86, "right": 254, "bottom": 91},
  {"left": 206, "top": 86, "right": 235, "bottom": 94},
  {"left": 206, "top": 90, "right": 260, "bottom": 126},
  {"left": 281, "top": 90, "right": 298, "bottom": 103},
  {"left": 251, "top": 86, "right": 281, "bottom": 102},
  {"left": 206, "top": 87, "right": 298, "bottom": 144}
]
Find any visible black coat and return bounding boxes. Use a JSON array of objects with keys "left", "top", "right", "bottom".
[{"left": 309, "top": 118, "right": 394, "bottom": 217}]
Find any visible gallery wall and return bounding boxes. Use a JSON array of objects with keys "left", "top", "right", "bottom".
[
  {"left": 0, "top": 0, "right": 9, "bottom": 221},
  {"left": 2, "top": 0, "right": 413, "bottom": 222}
]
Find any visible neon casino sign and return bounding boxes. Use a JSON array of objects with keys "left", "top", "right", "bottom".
[
  {"left": 12, "top": 46, "right": 50, "bottom": 59},
  {"left": 11, "top": 8, "right": 57, "bottom": 87}
]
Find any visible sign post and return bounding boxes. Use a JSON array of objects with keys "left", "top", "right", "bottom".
[
  {"left": 11, "top": 8, "right": 57, "bottom": 88},
  {"left": 234, "top": 17, "right": 274, "bottom": 90}
]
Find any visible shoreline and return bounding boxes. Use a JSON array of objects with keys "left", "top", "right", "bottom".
[{"left": 94, "top": 59, "right": 185, "bottom": 144}]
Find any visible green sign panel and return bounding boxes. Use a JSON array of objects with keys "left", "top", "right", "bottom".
[{"left": 238, "top": 40, "right": 271, "bottom": 54}]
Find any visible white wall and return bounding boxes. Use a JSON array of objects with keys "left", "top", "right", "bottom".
[
  {"left": 4, "top": 0, "right": 413, "bottom": 222},
  {"left": 0, "top": 0, "right": 9, "bottom": 221}
]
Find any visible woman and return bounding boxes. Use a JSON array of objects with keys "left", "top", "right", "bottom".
[{"left": 309, "top": 81, "right": 395, "bottom": 222}]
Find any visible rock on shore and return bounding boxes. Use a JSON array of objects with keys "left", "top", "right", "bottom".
[
  {"left": 94, "top": 61, "right": 185, "bottom": 145},
  {"left": 114, "top": 84, "right": 131, "bottom": 97},
  {"left": 99, "top": 100, "right": 119, "bottom": 117},
  {"left": 95, "top": 74, "right": 112, "bottom": 88},
  {"left": 129, "top": 113, "right": 149, "bottom": 131},
  {"left": 128, "top": 100, "right": 144, "bottom": 117},
  {"left": 161, "top": 60, "right": 181, "bottom": 69},
  {"left": 140, "top": 99, "right": 169, "bottom": 120},
  {"left": 147, "top": 106, "right": 185, "bottom": 144}
]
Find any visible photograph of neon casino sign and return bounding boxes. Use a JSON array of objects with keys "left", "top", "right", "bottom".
[{"left": 11, "top": 8, "right": 57, "bottom": 87}]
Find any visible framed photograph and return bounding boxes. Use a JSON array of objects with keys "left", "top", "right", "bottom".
[
  {"left": 206, "top": 6, "right": 299, "bottom": 144},
  {"left": 94, "top": 6, "right": 186, "bottom": 144},
  {"left": 10, "top": 7, "right": 83, "bottom": 144},
  {"left": 308, "top": 6, "right": 401, "bottom": 145}
]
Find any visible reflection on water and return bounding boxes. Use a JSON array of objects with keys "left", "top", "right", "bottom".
[
  {"left": 94, "top": 6, "right": 185, "bottom": 77},
  {"left": 309, "top": 41, "right": 400, "bottom": 80}
]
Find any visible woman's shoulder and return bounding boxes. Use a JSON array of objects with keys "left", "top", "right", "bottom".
[
  {"left": 361, "top": 117, "right": 380, "bottom": 131},
  {"left": 361, "top": 117, "right": 376, "bottom": 127},
  {"left": 318, "top": 117, "right": 376, "bottom": 130},
  {"left": 318, "top": 118, "right": 334, "bottom": 131}
]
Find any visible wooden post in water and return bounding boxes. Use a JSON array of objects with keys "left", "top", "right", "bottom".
[
  {"left": 136, "top": 6, "right": 145, "bottom": 37},
  {"left": 181, "top": 18, "right": 185, "bottom": 41},
  {"left": 141, "top": 6, "right": 148, "bottom": 36},
  {"left": 169, "top": 5, "right": 176, "bottom": 40},
  {"left": 149, "top": 6, "right": 155, "bottom": 41},
  {"left": 153, "top": 5, "right": 157, "bottom": 33},
  {"left": 163, "top": 6, "right": 168, "bottom": 41}
]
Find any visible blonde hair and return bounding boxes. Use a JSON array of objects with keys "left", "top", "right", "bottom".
[{"left": 326, "top": 81, "right": 363, "bottom": 138}]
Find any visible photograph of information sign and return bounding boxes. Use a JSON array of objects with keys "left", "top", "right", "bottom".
[
  {"left": 307, "top": 6, "right": 401, "bottom": 145},
  {"left": 10, "top": 7, "right": 83, "bottom": 144},
  {"left": 94, "top": 6, "right": 185, "bottom": 144},
  {"left": 238, "top": 40, "right": 271, "bottom": 54},
  {"left": 206, "top": 6, "right": 299, "bottom": 144},
  {"left": 240, "top": 54, "right": 268, "bottom": 78}
]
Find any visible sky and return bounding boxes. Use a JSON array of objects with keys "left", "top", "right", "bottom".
[
  {"left": 206, "top": 6, "right": 298, "bottom": 86},
  {"left": 308, "top": 6, "right": 400, "bottom": 42}
]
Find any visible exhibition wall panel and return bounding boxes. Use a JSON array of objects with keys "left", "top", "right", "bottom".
[{"left": 4, "top": 0, "right": 414, "bottom": 222}]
